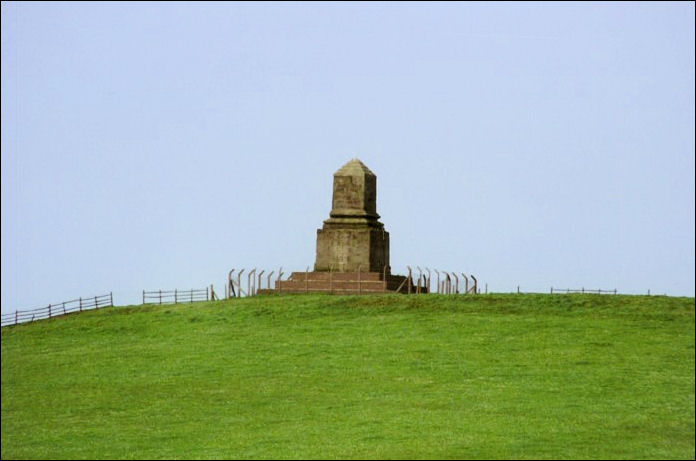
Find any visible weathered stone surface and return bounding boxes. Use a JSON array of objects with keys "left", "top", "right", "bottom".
[{"left": 314, "top": 159, "right": 390, "bottom": 273}]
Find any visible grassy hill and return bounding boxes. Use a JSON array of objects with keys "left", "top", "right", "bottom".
[{"left": 2, "top": 293, "right": 694, "bottom": 459}]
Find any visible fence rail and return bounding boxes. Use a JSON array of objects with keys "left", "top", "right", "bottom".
[
  {"left": 550, "top": 287, "right": 617, "bottom": 295},
  {"left": 514, "top": 286, "right": 618, "bottom": 295},
  {"left": 142, "top": 288, "right": 210, "bottom": 305},
  {"left": 1, "top": 293, "right": 113, "bottom": 327}
]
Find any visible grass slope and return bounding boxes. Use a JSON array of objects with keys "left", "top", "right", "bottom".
[{"left": 2, "top": 294, "right": 694, "bottom": 460}]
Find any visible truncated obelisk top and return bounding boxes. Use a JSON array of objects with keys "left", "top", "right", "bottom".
[
  {"left": 314, "top": 159, "right": 390, "bottom": 273},
  {"left": 330, "top": 159, "right": 379, "bottom": 219}
]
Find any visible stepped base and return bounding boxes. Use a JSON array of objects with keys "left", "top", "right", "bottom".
[{"left": 259, "top": 271, "right": 425, "bottom": 295}]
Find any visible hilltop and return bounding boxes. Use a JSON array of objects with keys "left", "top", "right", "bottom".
[{"left": 2, "top": 294, "right": 694, "bottom": 459}]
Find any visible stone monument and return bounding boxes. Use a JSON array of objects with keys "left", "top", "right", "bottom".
[
  {"left": 314, "top": 159, "right": 390, "bottom": 274},
  {"left": 272, "top": 158, "right": 417, "bottom": 294}
]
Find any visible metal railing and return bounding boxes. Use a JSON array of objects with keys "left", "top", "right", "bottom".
[{"left": 226, "top": 266, "right": 480, "bottom": 297}]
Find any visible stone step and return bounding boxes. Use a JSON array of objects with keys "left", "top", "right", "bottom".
[
  {"left": 270, "top": 274, "right": 426, "bottom": 295},
  {"left": 289, "top": 271, "right": 384, "bottom": 282},
  {"left": 277, "top": 280, "right": 386, "bottom": 292}
]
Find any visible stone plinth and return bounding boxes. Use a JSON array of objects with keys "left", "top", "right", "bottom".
[
  {"left": 314, "top": 159, "right": 390, "bottom": 273},
  {"left": 269, "top": 271, "right": 422, "bottom": 295}
]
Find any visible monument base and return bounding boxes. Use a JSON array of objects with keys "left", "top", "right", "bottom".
[
  {"left": 314, "top": 222, "right": 390, "bottom": 274},
  {"left": 259, "top": 271, "right": 423, "bottom": 295}
]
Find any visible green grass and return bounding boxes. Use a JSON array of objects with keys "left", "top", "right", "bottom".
[{"left": 2, "top": 294, "right": 694, "bottom": 459}]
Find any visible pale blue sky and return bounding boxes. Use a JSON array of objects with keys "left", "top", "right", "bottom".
[{"left": 1, "top": 2, "right": 694, "bottom": 312}]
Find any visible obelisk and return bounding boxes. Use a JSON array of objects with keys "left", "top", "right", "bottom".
[{"left": 314, "top": 159, "right": 390, "bottom": 273}]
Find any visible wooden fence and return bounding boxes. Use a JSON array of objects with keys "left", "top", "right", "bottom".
[
  {"left": 550, "top": 287, "right": 617, "bottom": 294},
  {"left": 142, "top": 288, "right": 210, "bottom": 305},
  {"left": 1, "top": 293, "right": 113, "bottom": 327},
  {"left": 515, "top": 286, "right": 617, "bottom": 295}
]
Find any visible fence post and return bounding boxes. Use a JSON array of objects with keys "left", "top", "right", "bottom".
[
  {"left": 407, "top": 266, "right": 412, "bottom": 294},
  {"left": 142, "top": 290, "right": 145, "bottom": 304},
  {"left": 416, "top": 267, "right": 422, "bottom": 294},
  {"left": 237, "top": 269, "right": 245, "bottom": 298},
  {"left": 207, "top": 286, "right": 210, "bottom": 301},
  {"left": 614, "top": 289, "right": 617, "bottom": 295},
  {"left": 48, "top": 304, "right": 52, "bottom": 318},
  {"left": 159, "top": 290, "right": 162, "bottom": 305},
  {"left": 257, "top": 271, "right": 264, "bottom": 295},
  {"left": 94, "top": 296, "right": 97, "bottom": 309},
  {"left": 190, "top": 289, "right": 193, "bottom": 303},
  {"left": 550, "top": 287, "right": 553, "bottom": 294},
  {"left": 79, "top": 297, "right": 82, "bottom": 310},
  {"left": 15, "top": 310, "right": 18, "bottom": 325},
  {"left": 110, "top": 292, "right": 113, "bottom": 306},
  {"left": 267, "top": 271, "right": 274, "bottom": 292},
  {"left": 175, "top": 289, "right": 178, "bottom": 304}
]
